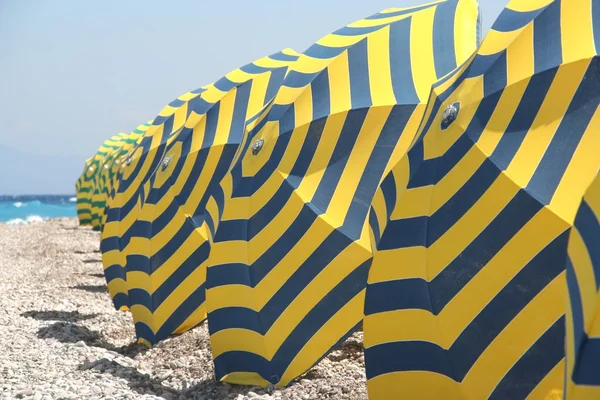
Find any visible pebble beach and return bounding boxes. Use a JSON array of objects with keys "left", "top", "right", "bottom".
[{"left": 0, "top": 218, "right": 367, "bottom": 400}]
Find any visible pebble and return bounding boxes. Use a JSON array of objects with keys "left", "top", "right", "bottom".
[{"left": 0, "top": 219, "right": 367, "bottom": 399}]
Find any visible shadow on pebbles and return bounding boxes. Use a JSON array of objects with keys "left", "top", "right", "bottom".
[{"left": 0, "top": 218, "right": 367, "bottom": 400}]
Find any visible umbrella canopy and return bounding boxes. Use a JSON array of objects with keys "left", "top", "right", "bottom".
[
  {"left": 205, "top": 0, "right": 481, "bottom": 387},
  {"left": 100, "top": 123, "right": 152, "bottom": 228},
  {"left": 99, "top": 50, "right": 299, "bottom": 326},
  {"left": 364, "top": 0, "right": 600, "bottom": 398},
  {"left": 566, "top": 173, "right": 600, "bottom": 399},
  {"left": 121, "top": 50, "right": 301, "bottom": 346},
  {"left": 90, "top": 133, "right": 130, "bottom": 231},
  {"left": 75, "top": 156, "right": 95, "bottom": 226}
]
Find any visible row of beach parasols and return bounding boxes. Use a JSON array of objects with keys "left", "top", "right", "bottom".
[{"left": 75, "top": 0, "right": 600, "bottom": 398}]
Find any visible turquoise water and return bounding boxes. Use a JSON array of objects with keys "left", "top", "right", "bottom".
[{"left": 0, "top": 195, "right": 77, "bottom": 223}]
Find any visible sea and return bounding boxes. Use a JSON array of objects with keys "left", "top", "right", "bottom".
[{"left": 0, "top": 195, "right": 77, "bottom": 224}]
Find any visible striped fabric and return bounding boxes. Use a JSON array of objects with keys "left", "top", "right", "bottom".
[
  {"left": 205, "top": 0, "right": 481, "bottom": 388},
  {"left": 566, "top": 173, "right": 600, "bottom": 399},
  {"left": 100, "top": 125, "right": 152, "bottom": 228},
  {"left": 89, "top": 133, "right": 128, "bottom": 231},
  {"left": 78, "top": 123, "right": 152, "bottom": 232},
  {"left": 100, "top": 50, "right": 300, "bottom": 345},
  {"left": 75, "top": 156, "right": 95, "bottom": 226},
  {"left": 364, "top": 0, "right": 600, "bottom": 399}
]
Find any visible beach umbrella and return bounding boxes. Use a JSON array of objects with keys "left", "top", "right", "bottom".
[
  {"left": 205, "top": 0, "right": 481, "bottom": 387},
  {"left": 100, "top": 123, "right": 152, "bottom": 228},
  {"left": 363, "top": 0, "right": 600, "bottom": 398},
  {"left": 124, "top": 50, "right": 300, "bottom": 346},
  {"left": 90, "top": 133, "right": 128, "bottom": 231},
  {"left": 75, "top": 156, "right": 95, "bottom": 226},
  {"left": 100, "top": 50, "right": 300, "bottom": 326},
  {"left": 566, "top": 173, "right": 600, "bottom": 399}
]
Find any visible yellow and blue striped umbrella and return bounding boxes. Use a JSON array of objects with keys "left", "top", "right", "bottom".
[
  {"left": 364, "top": 0, "right": 600, "bottom": 398},
  {"left": 566, "top": 172, "right": 600, "bottom": 399},
  {"left": 205, "top": 0, "right": 481, "bottom": 387},
  {"left": 121, "top": 50, "right": 300, "bottom": 346},
  {"left": 75, "top": 156, "right": 95, "bottom": 226},
  {"left": 90, "top": 133, "right": 129, "bottom": 231},
  {"left": 99, "top": 50, "right": 299, "bottom": 325},
  {"left": 100, "top": 123, "right": 152, "bottom": 228}
]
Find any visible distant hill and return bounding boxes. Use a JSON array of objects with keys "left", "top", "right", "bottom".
[{"left": 0, "top": 144, "right": 84, "bottom": 195}]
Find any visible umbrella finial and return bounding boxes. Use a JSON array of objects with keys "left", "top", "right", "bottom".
[
  {"left": 441, "top": 102, "right": 460, "bottom": 130},
  {"left": 161, "top": 156, "right": 172, "bottom": 171},
  {"left": 251, "top": 139, "right": 264, "bottom": 155}
]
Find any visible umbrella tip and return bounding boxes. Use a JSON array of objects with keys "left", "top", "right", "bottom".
[
  {"left": 441, "top": 102, "right": 460, "bottom": 130},
  {"left": 251, "top": 139, "right": 264, "bottom": 155}
]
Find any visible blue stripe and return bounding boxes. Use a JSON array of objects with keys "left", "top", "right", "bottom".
[
  {"left": 566, "top": 256, "right": 585, "bottom": 361},
  {"left": 380, "top": 170, "right": 397, "bottom": 221},
  {"left": 389, "top": 17, "right": 419, "bottom": 105},
  {"left": 239, "top": 63, "right": 278, "bottom": 75},
  {"left": 302, "top": 43, "right": 348, "bottom": 60},
  {"left": 209, "top": 227, "right": 356, "bottom": 335},
  {"left": 492, "top": 7, "right": 545, "bottom": 33},
  {"left": 369, "top": 206, "right": 381, "bottom": 245},
  {"left": 334, "top": 24, "right": 387, "bottom": 36},
  {"left": 489, "top": 66, "right": 558, "bottom": 170},
  {"left": 125, "top": 253, "right": 150, "bottom": 274},
  {"left": 153, "top": 283, "right": 206, "bottom": 343},
  {"left": 342, "top": 105, "right": 416, "bottom": 238},
  {"left": 128, "top": 288, "right": 153, "bottom": 311},
  {"left": 432, "top": 0, "right": 458, "bottom": 78},
  {"left": 407, "top": 88, "right": 503, "bottom": 188},
  {"left": 284, "top": 70, "right": 320, "bottom": 89},
  {"left": 311, "top": 108, "right": 368, "bottom": 212},
  {"left": 430, "top": 188, "right": 546, "bottom": 313},
  {"left": 151, "top": 240, "right": 210, "bottom": 309},
  {"left": 366, "top": 233, "right": 567, "bottom": 381},
  {"left": 213, "top": 76, "right": 238, "bottom": 92},
  {"left": 533, "top": 0, "right": 562, "bottom": 74},
  {"left": 112, "top": 293, "right": 129, "bottom": 311},
  {"left": 482, "top": 52, "right": 507, "bottom": 97},
  {"left": 365, "top": 2, "right": 438, "bottom": 20},
  {"left": 594, "top": 0, "right": 600, "bottom": 54},
  {"left": 347, "top": 38, "right": 372, "bottom": 109},
  {"left": 575, "top": 337, "right": 600, "bottom": 386},
  {"left": 527, "top": 58, "right": 600, "bottom": 205},
  {"left": 378, "top": 216, "right": 428, "bottom": 250},
  {"left": 213, "top": 205, "right": 318, "bottom": 284},
  {"left": 365, "top": 278, "right": 431, "bottom": 315},
  {"left": 264, "top": 261, "right": 370, "bottom": 380},
  {"left": 287, "top": 118, "right": 328, "bottom": 190},
  {"left": 575, "top": 199, "right": 600, "bottom": 289},
  {"left": 104, "top": 264, "right": 125, "bottom": 284},
  {"left": 365, "top": 341, "right": 454, "bottom": 380},
  {"left": 310, "top": 69, "right": 331, "bottom": 121},
  {"left": 207, "top": 307, "right": 262, "bottom": 335},
  {"left": 264, "top": 67, "right": 287, "bottom": 105},
  {"left": 447, "top": 231, "right": 567, "bottom": 379},
  {"left": 268, "top": 51, "right": 299, "bottom": 62},
  {"left": 190, "top": 87, "right": 206, "bottom": 95},
  {"left": 168, "top": 98, "right": 186, "bottom": 108},
  {"left": 426, "top": 156, "right": 501, "bottom": 245},
  {"left": 489, "top": 317, "right": 565, "bottom": 399},
  {"left": 213, "top": 352, "right": 273, "bottom": 383},
  {"left": 134, "top": 322, "right": 155, "bottom": 344},
  {"left": 206, "top": 263, "right": 252, "bottom": 288},
  {"left": 213, "top": 263, "right": 369, "bottom": 383},
  {"left": 187, "top": 95, "right": 215, "bottom": 116}
]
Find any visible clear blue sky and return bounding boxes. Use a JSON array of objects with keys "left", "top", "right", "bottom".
[{"left": 0, "top": 0, "right": 507, "bottom": 194}]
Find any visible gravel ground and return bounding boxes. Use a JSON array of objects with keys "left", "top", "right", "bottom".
[{"left": 0, "top": 218, "right": 367, "bottom": 400}]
